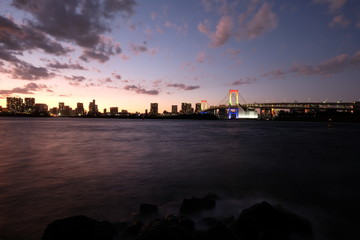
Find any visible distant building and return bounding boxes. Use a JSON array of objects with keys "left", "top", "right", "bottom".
[
  {"left": 171, "top": 105, "right": 178, "bottom": 114},
  {"left": 88, "top": 99, "right": 98, "bottom": 116},
  {"left": 63, "top": 106, "right": 71, "bottom": 116},
  {"left": 181, "top": 102, "right": 193, "bottom": 114},
  {"left": 110, "top": 107, "right": 118, "bottom": 115},
  {"left": 103, "top": 108, "right": 107, "bottom": 114},
  {"left": 49, "top": 107, "right": 58, "bottom": 116},
  {"left": 24, "top": 98, "right": 35, "bottom": 114},
  {"left": 195, "top": 103, "right": 201, "bottom": 114},
  {"left": 7, "top": 97, "right": 23, "bottom": 113},
  {"left": 34, "top": 103, "right": 48, "bottom": 114},
  {"left": 150, "top": 103, "right": 158, "bottom": 115},
  {"left": 59, "top": 102, "right": 65, "bottom": 116},
  {"left": 76, "top": 102, "right": 84, "bottom": 116}
]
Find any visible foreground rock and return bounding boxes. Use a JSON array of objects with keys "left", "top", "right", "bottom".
[
  {"left": 42, "top": 196, "right": 313, "bottom": 240},
  {"left": 41, "top": 215, "right": 115, "bottom": 240},
  {"left": 231, "top": 201, "right": 313, "bottom": 240}
]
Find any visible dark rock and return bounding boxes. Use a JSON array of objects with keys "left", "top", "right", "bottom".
[
  {"left": 231, "top": 201, "right": 313, "bottom": 240},
  {"left": 125, "top": 220, "right": 144, "bottom": 236},
  {"left": 41, "top": 215, "right": 115, "bottom": 240},
  {"left": 197, "top": 223, "right": 236, "bottom": 240},
  {"left": 179, "top": 195, "right": 216, "bottom": 215},
  {"left": 140, "top": 204, "right": 159, "bottom": 218},
  {"left": 164, "top": 214, "right": 195, "bottom": 232},
  {"left": 136, "top": 219, "right": 193, "bottom": 240}
]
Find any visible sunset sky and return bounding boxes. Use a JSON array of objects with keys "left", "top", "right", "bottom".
[{"left": 1, "top": 0, "right": 359, "bottom": 112}]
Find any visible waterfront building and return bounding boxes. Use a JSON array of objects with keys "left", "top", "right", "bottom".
[
  {"left": 171, "top": 105, "right": 178, "bottom": 114},
  {"left": 49, "top": 107, "right": 58, "bottom": 116},
  {"left": 88, "top": 99, "right": 98, "bottom": 116},
  {"left": 150, "top": 103, "right": 158, "bottom": 115},
  {"left": 24, "top": 98, "right": 35, "bottom": 114},
  {"left": 76, "top": 102, "right": 84, "bottom": 116},
  {"left": 58, "top": 102, "right": 65, "bottom": 116},
  {"left": 7, "top": 97, "right": 23, "bottom": 113},
  {"left": 110, "top": 107, "right": 118, "bottom": 115},
  {"left": 34, "top": 103, "right": 48, "bottom": 114},
  {"left": 195, "top": 103, "right": 201, "bottom": 114},
  {"left": 181, "top": 102, "right": 193, "bottom": 114}
]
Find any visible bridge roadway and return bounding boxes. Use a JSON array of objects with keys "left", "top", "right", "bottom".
[{"left": 204, "top": 102, "right": 358, "bottom": 111}]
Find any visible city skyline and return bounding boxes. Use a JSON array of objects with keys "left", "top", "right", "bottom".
[{"left": 1, "top": 0, "right": 360, "bottom": 113}]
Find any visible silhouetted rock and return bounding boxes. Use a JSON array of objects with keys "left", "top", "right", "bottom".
[
  {"left": 231, "top": 201, "right": 313, "bottom": 240},
  {"left": 136, "top": 218, "right": 193, "bottom": 240},
  {"left": 139, "top": 204, "right": 159, "bottom": 219},
  {"left": 124, "top": 220, "right": 144, "bottom": 237},
  {"left": 197, "top": 223, "right": 236, "bottom": 240},
  {"left": 179, "top": 194, "right": 217, "bottom": 215},
  {"left": 41, "top": 215, "right": 115, "bottom": 240},
  {"left": 164, "top": 214, "right": 195, "bottom": 232}
]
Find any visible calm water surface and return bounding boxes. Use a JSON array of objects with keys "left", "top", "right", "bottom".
[{"left": 0, "top": 117, "right": 359, "bottom": 240}]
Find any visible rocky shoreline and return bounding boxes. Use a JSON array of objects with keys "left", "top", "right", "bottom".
[{"left": 41, "top": 194, "right": 313, "bottom": 240}]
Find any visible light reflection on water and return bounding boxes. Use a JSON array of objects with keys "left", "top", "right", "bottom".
[{"left": 0, "top": 117, "right": 359, "bottom": 239}]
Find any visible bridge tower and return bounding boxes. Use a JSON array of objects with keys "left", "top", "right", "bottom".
[
  {"left": 201, "top": 100, "right": 208, "bottom": 110},
  {"left": 229, "top": 89, "right": 239, "bottom": 106}
]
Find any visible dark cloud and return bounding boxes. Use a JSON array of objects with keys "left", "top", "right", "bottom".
[
  {"left": 0, "top": 15, "right": 70, "bottom": 57},
  {"left": 124, "top": 85, "right": 159, "bottom": 95},
  {"left": 231, "top": 77, "right": 257, "bottom": 85},
  {"left": 290, "top": 52, "right": 360, "bottom": 77},
  {"left": 260, "top": 51, "right": 360, "bottom": 79},
  {"left": 0, "top": 82, "right": 51, "bottom": 95},
  {"left": 65, "top": 76, "right": 86, "bottom": 82},
  {"left": 130, "top": 42, "right": 147, "bottom": 55},
  {"left": 47, "top": 61, "right": 87, "bottom": 70},
  {"left": 167, "top": 83, "right": 200, "bottom": 91},
  {"left": 261, "top": 69, "right": 286, "bottom": 79},
  {"left": 11, "top": 0, "right": 136, "bottom": 48},
  {"left": 80, "top": 39, "right": 121, "bottom": 63},
  {"left": 11, "top": 61, "right": 55, "bottom": 80},
  {"left": 112, "top": 72, "right": 121, "bottom": 80}
]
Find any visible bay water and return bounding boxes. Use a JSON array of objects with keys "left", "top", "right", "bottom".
[{"left": 0, "top": 117, "right": 359, "bottom": 239}]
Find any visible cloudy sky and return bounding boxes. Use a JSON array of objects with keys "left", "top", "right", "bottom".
[{"left": 0, "top": 0, "right": 359, "bottom": 112}]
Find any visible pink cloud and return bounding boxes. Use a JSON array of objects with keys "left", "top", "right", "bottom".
[
  {"left": 246, "top": 2, "right": 278, "bottom": 40},
  {"left": 198, "top": 16, "right": 233, "bottom": 48},
  {"left": 329, "top": 14, "right": 351, "bottom": 27},
  {"left": 150, "top": 12, "right": 157, "bottom": 20},
  {"left": 196, "top": 51, "right": 206, "bottom": 63},
  {"left": 231, "top": 77, "right": 257, "bottom": 85},
  {"left": 120, "top": 54, "right": 130, "bottom": 61},
  {"left": 261, "top": 69, "right": 286, "bottom": 79},
  {"left": 314, "top": 0, "right": 347, "bottom": 12}
]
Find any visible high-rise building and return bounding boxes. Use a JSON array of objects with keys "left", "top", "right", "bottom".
[
  {"left": 181, "top": 102, "right": 193, "bottom": 114},
  {"left": 59, "top": 102, "right": 65, "bottom": 116},
  {"left": 195, "top": 103, "right": 201, "bottom": 114},
  {"left": 171, "top": 105, "right": 178, "bottom": 114},
  {"left": 7, "top": 97, "right": 23, "bottom": 113},
  {"left": 76, "top": 102, "right": 84, "bottom": 116},
  {"left": 24, "top": 98, "right": 35, "bottom": 113},
  {"left": 88, "top": 99, "right": 98, "bottom": 115},
  {"left": 150, "top": 103, "right": 158, "bottom": 115}
]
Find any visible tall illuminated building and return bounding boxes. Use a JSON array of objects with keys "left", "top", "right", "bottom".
[
  {"left": 181, "top": 102, "right": 193, "bottom": 114},
  {"left": 76, "top": 102, "right": 84, "bottom": 116},
  {"left": 7, "top": 97, "right": 23, "bottom": 113},
  {"left": 88, "top": 99, "right": 98, "bottom": 116},
  {"left": 58, "top": 102, "right": 65, "bottom": 116},
  {"left": 195, "top": 103, "right": 201, "bottom": 114},
  {"left": 24, "top": 98, "right": 35, "bottom": 114},
  {"left": 150, "top": 103, "right": 158, "bottom": 115}
]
